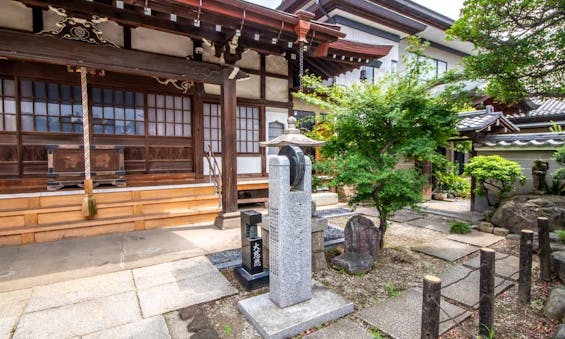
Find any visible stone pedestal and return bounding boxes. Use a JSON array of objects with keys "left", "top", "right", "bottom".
[
  {"left": 260, "top": 215, "right": 328, "bottom": 272},
  {"left": 214, "top": 211, "right": 240, "bottom": 230}
]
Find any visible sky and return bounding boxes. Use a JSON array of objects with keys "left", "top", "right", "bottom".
[{"left": 246, "top": 0, "right": 464, "bottom": 20}]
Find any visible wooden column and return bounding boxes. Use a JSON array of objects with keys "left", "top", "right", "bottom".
[
  {"left": 260, "top": 54, "right": 267, "bottom": 177},
  {"left": 220, "top": 68, "right": 238, "bottom": 214},
  {"left": 193, "top": 84, "right": 204, "bottom": 179}
]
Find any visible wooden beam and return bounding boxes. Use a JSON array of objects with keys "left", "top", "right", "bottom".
[
  {"left": 0, "top": 29, "right": 246, "bottom": 84},
  {"left": 192, "top": 84, "right": 205, "bottom": 179},
  {"left": 220, "top": 69, "right": 238, "bottom": 213}
]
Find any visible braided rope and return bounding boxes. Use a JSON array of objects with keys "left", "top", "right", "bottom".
[{"left": 80, "top": 67, "right": 91, "bottom": 181}]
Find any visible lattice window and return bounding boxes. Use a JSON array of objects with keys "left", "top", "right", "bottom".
[
  {"left": 0, "top": 79, "right": 16, "bottom": 131},
  {"left": 147, "top": 94, "right": 191, "bottom": 137},
  {"left": 204, "top": 103, "right": 222, "bottom": 153},
  {"left": 92, "top": 88, "right": 144, "bottom": 135},
  {"left": 236, "top": 105, "right": 260, "bottom": 153},
  {"left": 19, "top": 80, "right": 83, "bottom": 133}
]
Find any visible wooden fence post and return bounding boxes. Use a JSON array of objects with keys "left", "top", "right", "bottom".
[
  {"left": 538, "top": 217, "right": 551, "bottom": 281},
  {"left": 421, "top": 275, "right": 441, "bottom": 339},
  {"left": 479, "top": 248, "right": 495, "bottom": 336},
  {"left": 519, "top": 230, "right": 534, "bottom": 304}
]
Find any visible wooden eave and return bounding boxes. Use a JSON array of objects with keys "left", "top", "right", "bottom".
[
  {"left": 368, "top": 0, "right": 454, "bottom": 30},
  {"left": 20, "top": 0, "right": 345, "bottom": 57},
  {"left": 0, "top": 29, "right": 245, "bottom": 84}
]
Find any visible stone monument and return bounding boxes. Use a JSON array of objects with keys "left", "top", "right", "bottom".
[
  {"left": 238, "top": 145, "right": 353, "bottom": 338},
  {"left": 236, "top": 210, "right": 269, "bottom": 291},
  {"left": 332, "top": 215, "right": 382, "bottom": 274},
  {"left": 532, "top": 160, "right": 549, "bottom": 192}
]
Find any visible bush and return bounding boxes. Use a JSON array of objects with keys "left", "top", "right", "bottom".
[
  {"left": 464, "top": 155, "right": 525, "bottom": 207},
  {"left": 431, "top": 156, "right": 471, "bottom": 198},
  {"left": 557, "top": 230, "right": 565, "bottom": 244},
  {"left": 550, "top": 145, "right": 565, "bottom": 195},
  {"left": 450, "top": 221, "right": 472, "bottom": 234}
]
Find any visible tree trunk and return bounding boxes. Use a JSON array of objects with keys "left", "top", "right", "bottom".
[{"left": 379, "top": 214, "right": 387, "bottom": 249}]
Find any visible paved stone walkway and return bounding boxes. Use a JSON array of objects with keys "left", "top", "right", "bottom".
[
  {"left": 412, "top": 238, "right": 479, "bottom": 261},
  {"left": 2, "top": 256, "right": 236, "bottom": 338}
]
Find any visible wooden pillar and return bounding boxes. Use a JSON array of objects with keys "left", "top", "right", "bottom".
[
  {"left": 193, "top": 84, "right": 204, "bottom": 179},
  {"left": 538, "top": 217, "right": 552, "bottom": 281},
  {"left": 220, "top": 68, "right": 238, "bottom": 213},
  {"left": 519, "top": 229, "right": 534, "bottom": 304},
  {"left": 479, "top": 248, "right": 495, "bottom": 336},
  {"left": 421, "top": 275, "right": 441, "bottom": 339},
  {"left": 470, "top": 143, "right": 477, "bottom": 211},
  {"left": 260, "top": 54, "right": 267, "bottom": 177}
]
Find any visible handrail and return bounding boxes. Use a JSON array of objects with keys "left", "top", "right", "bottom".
[{"left": 205, "top": 145, "right": 222, "bottom": 207}]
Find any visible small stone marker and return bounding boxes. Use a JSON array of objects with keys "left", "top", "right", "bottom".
[
  {"left": 238, "top": 145, "right": 353, "bottom": 339},
  {"left": 332, "top": 215, "right": 381, "bottom": 273},
  {"left": 236, "top": 210, "right": 269, "bottom": 291}
]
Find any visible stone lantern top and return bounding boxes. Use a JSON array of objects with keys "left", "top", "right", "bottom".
[{"left": 259, "top": 116, "right": 325, "bottom": 148}]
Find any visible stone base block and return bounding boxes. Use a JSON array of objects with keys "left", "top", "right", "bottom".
[
  {"left": 312, "top": 252, "right": 327, "bottom": 272},
  {"left": 214, "top": 212, "right": 241, "bottom": 230},
  {"left": 235, "top": 267, "right": 269, "bottom": 291},
  {"left": 238, "top": 282, "right": 353, "bottom": 339},
  {"left": 312, "top": 192, "right": 339, "bottom": 207},
  {"left": 331, "top": 252, "right": 374, "bottom": 274}
]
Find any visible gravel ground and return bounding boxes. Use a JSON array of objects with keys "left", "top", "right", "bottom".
[{"left": 171, "top": 212, "right": 556, "bottom": 339}]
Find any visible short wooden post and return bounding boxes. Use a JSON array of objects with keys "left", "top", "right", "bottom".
[
  {"left": 519, "top": 230, "right": 534, "bottom": 304},
  {"left": 421, "top": 275, "right": 441, "bottom": 339},
  {"left": 479, "top": 248, "right": 495, "bottom": 336},
  {"left": 538, "top": 217, "right": 551, "bottom": 281}
]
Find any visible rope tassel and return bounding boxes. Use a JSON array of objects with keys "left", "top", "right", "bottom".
[{"left": 80, "top": 67, "right": 97, "bottom": 218}]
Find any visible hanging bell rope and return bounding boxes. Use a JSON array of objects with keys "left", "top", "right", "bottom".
[{"left": 80, "top": 67, "right": 97, "bottom": 218}]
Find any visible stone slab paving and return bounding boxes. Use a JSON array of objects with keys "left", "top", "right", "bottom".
[
  {"left": 304, "top": 318, "right": 372, "bottom": 339},
  {"left": 133, "top": 256, "right": 237, "bottom": 317},
  {"left": 26, "top": 270, "right": 135, "bottom": 313},
  {"left": 390, "top": 209, "right": 423, "bottom": 223},
  {"left": 14, "top": 291, "right": 141, "bottom": 338},
  {"left": 447, "top": 231, "right": 504, "bottom": 248},
  {"left": 462, "top": 253, "right": 522, "bottom": 280},
  {"left": 358, "top": 288, "right": 470, "bottom": 339},
  {"left": 83, "top": 315, "right": 171, "bottom": 339},
  {"left": 406, "top": 217, "right": 452, "bottom": 233},
  {"left": 412, "top": 239, "right": 479, "bottom": 261},
  {"left": 440, "top": 265, "right": 514, "bottom": 308},
  {"left": 0, "top": 288, "right": 31, "bottom": 338}
]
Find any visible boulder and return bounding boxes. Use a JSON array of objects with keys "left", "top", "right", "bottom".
[
  {"left": 555, "top": 324, "right": 565, "bottom": 339},
  {"left": 493, "top": 227, "right": 510, "bottom": 236},
  {"left": 552, "top": 251, "right": 565, "bottom": 283},
  {"left": 477, "top": 222, "right": 494, "bottom": 233},
  {"left": 545, "top": 286, "right": 565, "bottom": 320},
  {"left": 331, "top": 215, "right": 382, "bottom": 274},
  {"left": 491, "top": 195, "right": 565, "bottom": 234}
]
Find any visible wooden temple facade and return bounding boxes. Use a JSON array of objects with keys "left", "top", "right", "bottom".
[{"left": 0, "top": 0, "right": 391, "bottom": 246}]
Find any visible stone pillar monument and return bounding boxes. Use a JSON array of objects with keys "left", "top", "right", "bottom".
[
  {"left": 268, "top": 148, "right": 312, "bottom": 307},
  {"left": 238, "top": 145, "right": 353, "bottom": 339}
]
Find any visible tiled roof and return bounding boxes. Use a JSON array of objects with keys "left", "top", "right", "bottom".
[
  {"left": 477, "top": 132, "right": 565, "bottom": 148},
  {"left": 507, "top": 99, "right": 565, "bottom": 119},
  {"left": 456, "top": 106, "right": 519, "bottom": 133}
]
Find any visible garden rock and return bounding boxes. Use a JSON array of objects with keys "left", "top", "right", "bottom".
[
  {"left": 544, "top": 286, "right": 565, "bottom": 320},
  {"left": 493, "top": 227, "right": 509, "bottom": 236},
  {"left": 331, "top": 215, "right": 381, "bottom": 274},
  {"left": 552, "top": 251, "right": 565, "bottom": 283},
  {"left": 477, "top": 222, "right": 494, "bottom": 233},
  {"left": 554, "top": 324, "right": 565, "bottom": 339},
  {"left": 491, "top": 195, "right": 565, "bottom": 233}
]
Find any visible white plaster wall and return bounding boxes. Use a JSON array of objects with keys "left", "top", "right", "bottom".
[
  {"left": 0, "top": 0, "right": 32, "bottom": 32},
  {"left": 131, "top": 27, "right": 192, "bottom": 58},
  {"left": 203, "top": 156, "right": 261, "bottom": 175},
  {"left": 204, "top": 84, "right": 221, "bottom": 95},
  {"left": 236, "top": 74, "right": 261, "bottom": 99},
  {"left": 333, "top": 25, "right": 399, "bottom": 86},
  {"left": 398, "top": 39, "right": 464, "bottom": 72},
  {"left": 265, "top": 107, "right": 289, "bottom": 173},
  {"left": 265, "top": 77, "right": 288, "bottom": 102},
  {"left": 235, "top": 49, "right": 260, "bottom": 70},
  {"left": 266, "top": 55, "right": 288, "bottom": 75}
]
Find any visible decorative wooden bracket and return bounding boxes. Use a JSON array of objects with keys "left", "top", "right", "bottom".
[
  {"left": 39, "top": 6, "right": 120, "bottom": 48},
  {"left": 153, "top": 77, "right": 194, "bottom": 93}
]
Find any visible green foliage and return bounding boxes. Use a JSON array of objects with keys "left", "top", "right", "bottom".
[
  {"left": 550, "top": 145, "right": 565, "bottom": 195},
  {"left": 223, "top": 325, "right": 233, "bottom": 335},
  {"left": 448, "top": 0, "right": 565, "bottom": 103},
  {"left": 295, "top": 37, "right": 460, "bottom": 247},
  {"left": 370, "top": 327, "right": 384, "bottom": 339},
  {"left": 431, "top": 156, "right": 471, "bottom": 198},
  {"left": 464, "top": 155, "right": 525, "bottom": 207},
  {"left": 385, "top": 282, "right": 400, "bottom": 297},
  {"left": 557, "top": 230, "right": 565, "bottom": 244},
  {"left": 450, "top": 221, "right": 472, "bottom": 234},
  {"left": 550, "top": 121, "right": 563, "bottom": 133}
]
